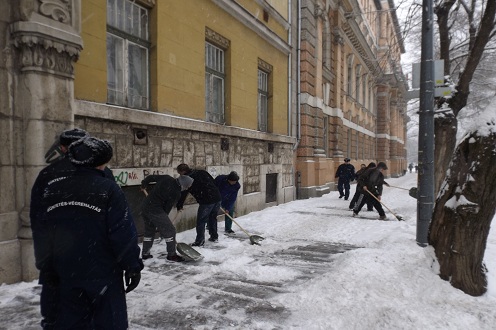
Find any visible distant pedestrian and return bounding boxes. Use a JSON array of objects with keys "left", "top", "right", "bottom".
[
  {"left": 415, "top": 165, "right": 418, "bottom": 173},
  {"left": 140, "top": 174, "right": 194, "bottom": 261},
  {"left": 353, "top": 162, "right": 388, "bottom": 220},
  {"left": 335, "top": 158, "right": 355, "bottom": 200},
  {"left": 349, "top": 162, "right": 375, "bottom": 211},
  {"left": 408, "top": 163, "right": 413, "bottom": 173},
  {"left": 176, "top": 164, "right": 222, "bottom": 246},
  {"left": 215, "top": 171, "right": 241, "bottom": 234},
  {"left": 33, "top": 137, "right": 143, "bottom": 329}
]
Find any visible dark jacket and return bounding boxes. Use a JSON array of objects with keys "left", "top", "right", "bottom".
[
  {"left": 34, "top": 167, "right": 142, "bottom": 286},
  {"left": 335, "top": 163, "right": 356, "bottom": 182},
  {"left": 358, "top": 168, "right": 386, "bottom": 196},
  {"left": 141, "top": 174, "right": 181, "bottom": 214},
  {"left": 354, "top": 167, "right": 367, "bottom": 180},
  {"left": 176, "top": 169, "right": 221, "bottom": 209},
  {"left": 214, "top": 175, "right": 241, "bottom": 212},
  {"left": 31, "top": 156, "right": 114, "bottom": 227}
]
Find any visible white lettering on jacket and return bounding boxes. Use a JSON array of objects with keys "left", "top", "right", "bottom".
[{"left": 47, "top": 201, "right": 102, "bottom": 213}]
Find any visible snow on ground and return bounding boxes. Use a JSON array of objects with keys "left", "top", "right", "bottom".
[{"left": 1, "top": 172, "right": 495, "bottom": 329}]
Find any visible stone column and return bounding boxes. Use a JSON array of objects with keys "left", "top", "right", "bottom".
[
  {"left": 376, "top": 84, "right": 390, "bottom": 162},
  {"left": 8, "top": 0, "right": 82, "bottom": 282}
]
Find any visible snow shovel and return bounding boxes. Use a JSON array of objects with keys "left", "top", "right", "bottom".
[
  {"left": 220, "top": 207, "right": 265, "bottom": 245},
  {"left": 387, "top": 184, "right": 410, "bottom": 191},
  {"left": 142, "top": 189, "right": 203, "bottom": 261},
  {"left": 365, "top": 190, "right": 404, "bottom": 221}
]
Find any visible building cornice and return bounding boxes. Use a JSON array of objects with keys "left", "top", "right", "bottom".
[{"left": 211, "top": 0, "right": 291, "bottom": 55}]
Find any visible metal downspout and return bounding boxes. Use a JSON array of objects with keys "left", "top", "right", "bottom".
[{"left": 294, "top": 0, "right": 301, "bottom": 150}]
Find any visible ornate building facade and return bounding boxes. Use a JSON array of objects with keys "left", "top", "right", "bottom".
[
  {"left": 296, "top": 0, "right": 408, "bottom": 198},
  {"left": 0, "top": 0, "right": 406, "bottom": 284},
  {"left": 0, "top": 0, "right": 297, "bottom": 283}
]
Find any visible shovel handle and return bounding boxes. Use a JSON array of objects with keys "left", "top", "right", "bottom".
[
  {"left": 388, "top": 185, "right": 410, "bottom": 191},
  {"left": 220, "top": 207, "right": 252, "bottom": 238},
  {"left": 365, "top": 189, "right": 403, "bottom": 221}
]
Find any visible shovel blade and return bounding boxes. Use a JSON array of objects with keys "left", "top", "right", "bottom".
[
  {"left": 249, "top": 235, "right": 265, "bottom": 245},
  {"left": 177, "top": 242, "right": 204, "bottom": 261}
]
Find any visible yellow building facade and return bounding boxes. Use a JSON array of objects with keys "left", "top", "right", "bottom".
[{"left": 73, "top": 0, "right": 297, "bottom": 234}]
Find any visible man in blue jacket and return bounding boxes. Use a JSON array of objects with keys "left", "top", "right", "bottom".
[
  {"left": 215, "top": 171, "right": 241, "bottom": 234},
  {"left": 33, "top": 137, "right": 143, "bottom": 329},
  {"left": 176, "top": 163, "right": 222, "bottom": 246}
]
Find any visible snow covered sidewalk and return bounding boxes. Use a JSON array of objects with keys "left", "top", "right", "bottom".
[{"left": 1, "top": 172, "right": 496, "bottom": 329}]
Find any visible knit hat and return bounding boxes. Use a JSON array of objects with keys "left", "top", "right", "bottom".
[
  {"left": 68, "top": 137, "right": 113, "bottom": 168},
  {"left": 177, "top": 175, "right": 194, "bottom": 191},
  {"left": 377, "top": 162, "right": 388, "bottom": 170},
  {"left": 344, "top": 158, "right": 350, "bottom": 162},
  {"left": 59, "top": 128, "right": 89, "bottom": 146},
  {"left": 227, "top": 171, "right": 239, "bottom": 182}
]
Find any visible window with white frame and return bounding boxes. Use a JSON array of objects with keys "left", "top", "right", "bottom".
[
  {"left": 205, "top": 42, "right": 225, "bottom": 124},
  {"left": 107, "top": 0, "right": 149, "bottom": 109},
  {"left": 258, "top": 69, "right": 269, "bottom": 131}
]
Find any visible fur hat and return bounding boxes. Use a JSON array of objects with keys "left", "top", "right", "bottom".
[
  {"left": 377, "top": 162, "right": 388, "bottom": 170},
  {"left": 59, "top": 128, "right": 89, "bottom": 146},
  {"left": 177, "top": 175, "right": 194, "bottom": 191},
  {"left": 227, "top": 171, "right": 239, "bottom": 182},
  {"left": 69, "top": 137, "right": 113, "bottom": 168}
]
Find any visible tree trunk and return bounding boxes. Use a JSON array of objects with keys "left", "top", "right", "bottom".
[
  {"left": 434, "top": 115, "right": 457, "bottom": 195},
  {"left": 429, "top": 128, "right": 496, "bottom": 296}
]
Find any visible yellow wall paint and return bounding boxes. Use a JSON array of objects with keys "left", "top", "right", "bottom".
[
  {"left": 75, "top": 0, "right": 107, "bottom": 102},
  {"left": 75, "top": 0, "right": 289, "bottom": 135}
]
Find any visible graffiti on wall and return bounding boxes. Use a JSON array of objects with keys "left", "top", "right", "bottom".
[{"left": 112, "top": 167, "right": 174, "bottom": 186}]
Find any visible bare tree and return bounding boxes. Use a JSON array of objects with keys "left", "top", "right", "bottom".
[
  {"left": 429, "top": 119, "right": 496, "bottom": 296},
  {"left": 434, "top": 0, "right": 496, "bottom": 193},
  {"left": 400, "top": 0, "right": 496, "bottom": 295}
]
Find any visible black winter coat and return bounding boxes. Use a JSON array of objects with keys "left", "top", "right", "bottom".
[
  {"left": 34, "top": 167, "right": 142, "bottom": 287},
  {"left": 141, "top": 174, "right": 181, "bottom": 215},
  {"left": 31, "top": 156, "right": 114, "bottom": 228},
  {"left": 357, "top": 168, "right": 386, "bottom": 196},
  {"left": 335, "top": 163, "right": 356, "bottom": 182},
  {"left": 176, "top": 169, "right": 221, "bottom": 209}
]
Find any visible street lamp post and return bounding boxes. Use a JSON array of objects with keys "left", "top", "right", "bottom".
[{"left": 417, "top": 0, "right": 435, "bottom": 246}]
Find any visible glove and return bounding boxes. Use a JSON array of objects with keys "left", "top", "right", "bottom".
[{"left": 124, "top": 271, "right": 141, "bottom": 293}]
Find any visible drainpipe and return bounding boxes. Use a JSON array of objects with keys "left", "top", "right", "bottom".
[
  {"left": 288, "top": 0, "right": 292, "bottom": 136},
  {"left": 293, "top": 0, "right": 301, "bottom": 150}
]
